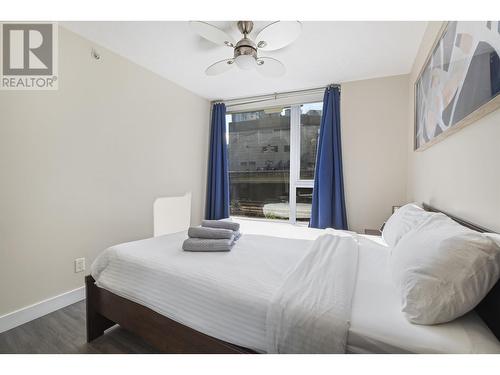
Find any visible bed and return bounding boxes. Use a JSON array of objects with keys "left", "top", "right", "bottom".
[{"left": 86, "top": 205, "right": 500, "bottom": 353}]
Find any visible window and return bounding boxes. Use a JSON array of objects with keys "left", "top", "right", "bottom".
[
  {"left": 226, "top": 102, "right": 322, "bottom": 224},
  {"left": 300, "top": 103, "right": 322, "bottom": 180}
]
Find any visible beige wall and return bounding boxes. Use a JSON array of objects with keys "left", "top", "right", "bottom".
[
  {"left": 0, "top": 27, "right": 210, "bottom": 315},
  {"left": 407, "top": 22, "right": 500, "bottom": 232},
  {"left": 341, "top": 74, "right": 410, "bottom": 233}
]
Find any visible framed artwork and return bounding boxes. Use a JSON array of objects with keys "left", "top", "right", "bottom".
[{"left": 414, "top": 21, "right": 500, "bottom": 150}]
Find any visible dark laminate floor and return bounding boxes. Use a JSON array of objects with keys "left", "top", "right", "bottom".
[{"left": 0, "top": 301, "right": 158, "bottom": 354}]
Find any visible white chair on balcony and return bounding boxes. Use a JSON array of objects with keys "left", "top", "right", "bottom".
[{"left": 153, "top": 192, "right": 192, "bottom": 237}]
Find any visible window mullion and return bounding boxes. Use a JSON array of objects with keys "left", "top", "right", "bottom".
[{"left": 289, "top": 105, "right": 301, "bottom": 224}]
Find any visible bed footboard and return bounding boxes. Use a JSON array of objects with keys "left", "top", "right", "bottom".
[{"left": 84, "top": 275, "right": 255, "bottom": 353}]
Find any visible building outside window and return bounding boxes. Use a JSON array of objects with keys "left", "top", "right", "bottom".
[{"left": 226, "top": 102, "right": 322, "bottom": 224}]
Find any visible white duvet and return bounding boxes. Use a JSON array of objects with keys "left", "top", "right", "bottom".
[
  {"left": 266, "top": 231, "right": 359, "bottom": 353},
  {"left": 91, "top": 231, "right": 315, "bottom": 352},
  {"left": 91, "top": 229, "right": 358, "bottom": 353}
]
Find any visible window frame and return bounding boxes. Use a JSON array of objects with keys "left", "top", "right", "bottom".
[
  {"left": 226, "top": 99, "right": 322, "bottom": 225},
  {"left": 288, "top": 104, "right": 315, "bottom": 224}
]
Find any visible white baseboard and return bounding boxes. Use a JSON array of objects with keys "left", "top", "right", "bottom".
[{"left": 0, "top": 286, "right": 85, "bottom": 333}]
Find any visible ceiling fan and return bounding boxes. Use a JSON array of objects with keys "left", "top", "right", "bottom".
[{"left": 189, "top": 20, "right": 302, "bottom": 77}]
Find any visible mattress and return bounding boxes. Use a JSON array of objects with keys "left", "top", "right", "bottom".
[{"left": 91, "top": 220, "right": 500, "bottom": 354}]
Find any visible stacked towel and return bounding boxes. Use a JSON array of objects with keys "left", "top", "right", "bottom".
[
  {"left": 182, "top": 220, "right": 242, "bottom": 252},
  {"left": 201, "top": 220, "right": 240, "bottom": 232},
  {"left": 183, "top": 236, "right": 234, "bottom": 252},
  {"left": 187, "top": 226, "right": 234, "bottom": 239},
  {"left": 201, "top": 220, "right": 241, "bottom": 241}
]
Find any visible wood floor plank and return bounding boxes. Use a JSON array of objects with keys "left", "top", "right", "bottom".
[{"left": 0, "top": 301, "right": 157, "bottom": 354}]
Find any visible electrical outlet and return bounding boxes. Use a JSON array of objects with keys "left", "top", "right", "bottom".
[{"left": 74, "top": 258, "right": 85, "bottom": 273}]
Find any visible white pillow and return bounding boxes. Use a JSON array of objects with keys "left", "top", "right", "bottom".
[
  {"left": 382, "top": 203, "right": 432, "bottom": 247},
  {"left": 391, "top": 213, "right": 500, "bottom": 325}
]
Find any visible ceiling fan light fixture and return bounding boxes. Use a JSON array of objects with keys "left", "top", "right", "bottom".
[
  {"left": 193, "top": 20, "right": 301, "bottom": 76},
  {"left": 233, "top": 38, "right": 257, "bottom": 70},
  {"left": 235, "top": 54, "right": 256, "bottom": 70}
]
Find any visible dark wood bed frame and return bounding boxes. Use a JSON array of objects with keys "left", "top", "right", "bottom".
[
  {"left": 86, "top": 203, "right": 500, "bottom": 353},
  {"left": 85, "top": 276, "right": 255, "bottom": 353}
]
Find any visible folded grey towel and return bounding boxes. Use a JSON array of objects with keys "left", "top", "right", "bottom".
[
  {"left": 188, "top": 226, "right": 234, "bottom": 239},
  {"left": 182, "top": 236, "right": 235, "bottom": 252},
  {"left": 202, "top": 219, "right": 240, "bottom": 232}
]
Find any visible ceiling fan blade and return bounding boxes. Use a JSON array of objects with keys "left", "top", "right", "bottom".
[
  {"left": 256, "top": 57, "right": 285, "bottom": 77},
  {"left": 205, "top": 59, "right": 235, "bottom": 76},
  {"left": 256, "top": 21, "right": 302, "bottom": 51},
  {"left": 189, "top": 21, "right": 235, "bottom": 47}
]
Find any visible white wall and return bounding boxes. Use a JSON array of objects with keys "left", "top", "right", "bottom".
[
  {"left": 341, "top": 74, "right": 410, "bottom": 233},
  {"left": 0, "top": 27, "right": 210, "bottom": 316},
  {"left": 407, "top": 22, "right": 500, "bottom": 232}
]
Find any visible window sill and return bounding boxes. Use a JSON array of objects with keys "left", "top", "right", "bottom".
[{"left": 230, "top": 215, "right": 310, "bottom": 227}]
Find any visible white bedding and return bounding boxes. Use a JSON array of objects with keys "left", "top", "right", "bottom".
[
  {"left": 267, "top": 232, "right": 359, "bottom": 353},
  {"left": 90, "top": 221, "right": 500, "bottom": 354},
  {"left": 348, "top": 235, "right": 500, "bottom": 353},
  {"left": 91, "top": 231, "right": 309, "bottom": 352}
]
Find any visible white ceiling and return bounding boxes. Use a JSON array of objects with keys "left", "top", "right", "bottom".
[{"left": 62, "top": 21, "right": 427, "bottom": 100}]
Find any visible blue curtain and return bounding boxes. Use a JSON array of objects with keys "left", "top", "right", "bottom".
[
  {"left": 310, "top": 86, "right": 348, "bottom": 229},
  {"left": 205, "top": 103, "right": 230, "bottom": 220}
]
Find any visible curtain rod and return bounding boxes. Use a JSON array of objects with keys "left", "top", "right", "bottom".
[{"left": 213, "top": 84, "right": 340, "bottom": 108}]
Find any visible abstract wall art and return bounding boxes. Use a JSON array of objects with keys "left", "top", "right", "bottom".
[{"left": 415, "top": 21, "right": 500, "bottom": 150}]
